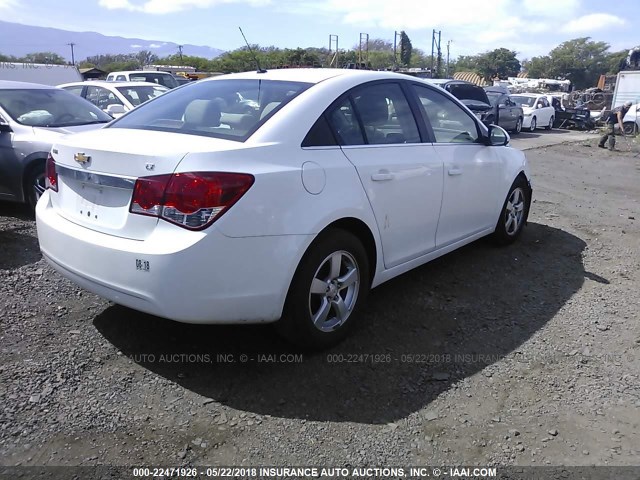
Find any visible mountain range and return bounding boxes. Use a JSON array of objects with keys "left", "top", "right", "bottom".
[{"left": 0, "top": 21, "right": 225, "bottom": 61}]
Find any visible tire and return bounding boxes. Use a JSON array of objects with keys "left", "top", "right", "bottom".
[
  {"left": 276, "top": 229, "right": 370, "bottom": 349},
  {"left": 623, "top": 122, "right": 638, "bottom": 136},
  {"left": 25, "top": 165, "right": 46, "bottom": 211},
  {"left": 529, "top": 116, "right": 537, "bottom": 132},
  {"left": 491, "top": 177, "right": 531, "bottom": 246},
  {"left": 511, "top": 117, "right": 523, "bottom": 135},
  {"left": 545, "top": 116, "right": 554, "bottom": 130}
]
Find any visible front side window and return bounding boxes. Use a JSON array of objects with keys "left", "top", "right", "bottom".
[
  {"left": 109, "top": 79, "right": 311, "bottom": 142},
  {"left": 0, "top": 88, "right": 112, "bottom": 127},
  {"left": 412, "top": 85, "right": 479, "bottom": 144}
]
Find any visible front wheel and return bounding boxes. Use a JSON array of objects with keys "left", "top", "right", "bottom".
[
  {"left": 529, "top": 117, "right": 537, "bottom": 132},
  {"left": 276, "top": 229, "right": 370, "bottom": 349},
  {"left": 512, "top": 117, "right": 523, "bottom": 135},
  {"left": 491, "top": 177, "right": 531, "bottom": 245},
  {"left": 623, "top": 122, "right": 638, "bottom": 135},
  {"left": 545, "top": 116, "right": 554, "bottom": 130}
]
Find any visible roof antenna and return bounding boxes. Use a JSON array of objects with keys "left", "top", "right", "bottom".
[{"left": 239, "top": 27, "right": 267, "bottom": 74}]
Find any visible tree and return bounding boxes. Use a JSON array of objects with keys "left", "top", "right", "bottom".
[
  {"left": 135, "top": 50, "right": 159, "bottom": 68},
  {"left": 547, "top": 37, "right": 610, "bottom": 89},
  {"left": 20, "top": 52, "right": 66, "bottom": 64},
  {"left": 524, "top": 55, "right": 553, "bottom": 78},
  {"left": 452, "top": 48, "right": 520, "bottom": 80},
  {"left": 399, "top": 31, "right": 412, "bottom": 67}
]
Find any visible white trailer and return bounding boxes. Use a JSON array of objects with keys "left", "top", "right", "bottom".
[
  {"left": 612, "top": 70, "right": 640, "bottom": 107},
  {"left": 0, "top": 62, "right": 83, "bottom": 86}
]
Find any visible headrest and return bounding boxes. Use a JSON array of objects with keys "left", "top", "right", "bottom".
[
  {"left": 356, "top": 93, "right": 389, "bottom": 125},
  {"left": 184, "top": 99, "right": 221, "bottom": 127}
]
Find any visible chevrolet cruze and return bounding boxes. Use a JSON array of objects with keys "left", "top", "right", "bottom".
[{"left": 36, "top": 69, "right": 532, "bottom": 348}]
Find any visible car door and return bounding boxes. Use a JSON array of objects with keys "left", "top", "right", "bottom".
[
  {"left": 497, "top": 94, "right": 514, "bottom": 130},
  {"left": 0, "top": 109, "right": 17, "bottom": 198},
  {"left": 410, "top": 84, "right": 504, "bottom": 247},
  {"left": 327, "top": 81, "right": 444, "bottom": 269}
]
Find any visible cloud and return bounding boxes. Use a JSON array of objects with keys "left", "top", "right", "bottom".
[
  {"left": 562, "top": 13, "right": 626, "bottom": 33},
  {"left": 0, "top": 0, "right": 17, "bottom": 9},
  {"left": 522, "top": 0, "right": 580, "bottom": 17},
  {"left": 98, "top": 0, "right": 270, "bottom": 14},
  {"left": 148, "top": 43, "right": 162, "bottom": 48},
  {"left": 130, "top": 44, "right": 143, "bottom": 48}
]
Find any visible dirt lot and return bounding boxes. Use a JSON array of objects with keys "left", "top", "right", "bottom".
[{"left": 1, "top": 137, "right": 639, "bottom": 471}]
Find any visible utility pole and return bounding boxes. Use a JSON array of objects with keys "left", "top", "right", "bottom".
[
  {"left": 329, "top": 35, "right": 339, "bottom": 68},
  {"left": 430, "top": 30, "right": 442, "bottom": 78},
  {"left": 358, "top": 33, "right": 369, "bottom": 68},
  {"left": 67, "top": 42, "right": 76, "bottom": 65},
  {"left": 177, "top": 45, "right": 184, "bottom": 65},
  {"left": 393, "top": 31, "right": 402, "bottom": 70},
  {"left": 446, "top": 40, "right": 452, "bottom": 78}
]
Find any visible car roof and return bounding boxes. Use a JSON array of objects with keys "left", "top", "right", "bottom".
[
  {"left": 201, "top": 68, "right": 411, "bottom": 85},
  {"left": 0, "top": 80, "right": 59, "bottom": 90},
  {"left": 426, "top": 78, "right": 473, "bottom": 86},
  {"left": 108, "top": 71, "right": 174, "bottom": 75},
  {"left": 58, "top": 80, "right": 168, "bottom": 88}
]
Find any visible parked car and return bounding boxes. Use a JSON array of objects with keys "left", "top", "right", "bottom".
[
  {"left": 429, "top": 79, "right": 495, "bottom": 126},
  {"left": 0, "top": 81, "right": 112, "bottom": 208},
  {"left": 484, "top": 88, "right": 524, "bottom": 134},
  {"left": 105, "top": 71, "right": 179, "bottom": 89},
  {"left": 58, "top": 81, "right": 169, "bottom": 117},
  {"left": 622, "top": 102, "right": 640, "bottom": 135},
  {"left": 510, "top": 94, "right": 555, "bottom": 132},
  {"left": 36, "top": 69, "right": 532, "bottom": 348}
]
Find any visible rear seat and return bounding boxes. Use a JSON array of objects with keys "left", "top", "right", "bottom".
[{"left": 220, "top": 113, "right": 254, "bottom": 130}]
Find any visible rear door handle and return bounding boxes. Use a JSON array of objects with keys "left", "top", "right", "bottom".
[
  {"left": 371, "top": 171, "right": 395, "bottom": 181},
  {"left": 448, "top": 167, "right": 463, "bottom": 176}
]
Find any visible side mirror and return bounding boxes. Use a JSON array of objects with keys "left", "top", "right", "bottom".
[
  {"left": 487, "top": 125, "right": 509, "bottom": 146},
  {"left": 0, "top": 122, "right": 12, "bottom": 133},
  {"left": 105, "top": 104, "right": 126, "bottom": 116}
]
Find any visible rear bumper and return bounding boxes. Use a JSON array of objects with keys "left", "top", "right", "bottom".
[{"left": 36, "top": 191, "right": 311, "bottom": 324}]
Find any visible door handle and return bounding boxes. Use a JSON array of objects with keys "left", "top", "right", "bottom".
[
  {"left": 371, "top": 171, "right": 395, "bottom": 181},
  {"left": 448, "top": 167, "right": 463, "bottom": 176}
]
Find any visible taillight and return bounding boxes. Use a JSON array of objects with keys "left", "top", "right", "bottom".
[
  {"left": 45, "top": 154, "right": 58, "bottom": 192},
  {"left": 130, "top": 172, "right": 254, "bottom": 230}
]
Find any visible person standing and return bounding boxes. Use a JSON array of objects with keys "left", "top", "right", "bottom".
[{"left": 599, "top": 101, "right": 633, "bottom": 150}]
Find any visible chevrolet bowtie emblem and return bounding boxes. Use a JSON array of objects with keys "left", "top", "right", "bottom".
[{"left": 74, "top": 153, "right": 91, "bottom": 165}]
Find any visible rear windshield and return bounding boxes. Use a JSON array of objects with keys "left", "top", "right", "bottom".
[
  {"left": 128, "top": 73, "right": 178, "bottom": 88},
  {"left": 109, "top": 79, "right": 312, "bottom": 141},
  {"left": 511, "top": 96, "right": 537, "bottom": 108},
  {"left": 116, "top": 85, "right": 168, "bottom": 106}
]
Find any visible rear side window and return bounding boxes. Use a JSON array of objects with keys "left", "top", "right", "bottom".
[
  {"left": 302, "top": 115, "right": 337, "bottom": 147},
  {"left": 109, "top": 79, "right": 311, "bottom": 142},
  {"left": 327, "top": 97, "right": 365, "bottom": 146}
]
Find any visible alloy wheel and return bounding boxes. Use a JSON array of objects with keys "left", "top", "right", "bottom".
[{"left": 505, "top": 187, "right": 525, "bottom": 236}]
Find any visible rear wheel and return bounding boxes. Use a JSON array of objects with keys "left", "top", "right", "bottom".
[
  {"left": 25, "top": 165, "right": 46, "bottom": 210},
  {"left": 512, "top": 117, "right": 523, "bottom": 135},
  {"left": 491, "top": 177, "right": 531, "bottom": 245},
  {"left": 276, "top": 229, "right": 370, "bottom": 349},
  {"left": 545, "top": 116, "right": 554, "bottom": 130},
  {"left": 529, "top": 116, "right": 537, "bottom": 132}
]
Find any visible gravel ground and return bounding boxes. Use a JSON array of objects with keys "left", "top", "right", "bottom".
[{"left": 1, "top": 139, "right": 639, "bottom": 469}]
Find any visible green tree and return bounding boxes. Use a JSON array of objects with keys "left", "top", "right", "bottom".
[
  {"left": 20, "top": 52, "right": 66, "bottom": 64},
  {"left": 135, "top": 50, "right": 159, "bottom": 68},
  {"left": 399, "top": 31, "right": 412, "bottom": 67},
  {"left": 547, "top": 37, "right": 610, "bottom": 89}
]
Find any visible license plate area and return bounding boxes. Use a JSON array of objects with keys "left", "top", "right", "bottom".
[{"left": 76, "top": 183, "right": 103, "bottom": 221}]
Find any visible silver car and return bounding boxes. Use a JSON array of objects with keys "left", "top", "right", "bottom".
[{"left": 0, "top": 81, "right": 112, "bottom": 208}]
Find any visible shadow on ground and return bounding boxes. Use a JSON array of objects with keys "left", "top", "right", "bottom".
[
  {"left": 0, "top": 226, "right": 41, "bottom": 270},
  {"left": 94, "top": 222, "right": 588, "bottom": 424}
]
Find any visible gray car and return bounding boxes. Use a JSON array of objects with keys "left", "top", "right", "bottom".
[
  {"left": 0, "top": 81, "right": 112, "bottom": 208},
  {"left": 484, "top": 88, "right": 524, "bottom": 134}
]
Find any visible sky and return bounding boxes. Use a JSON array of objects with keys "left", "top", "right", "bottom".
[{"left": 0, "top": 0, "right": 637, "bottom": 60}]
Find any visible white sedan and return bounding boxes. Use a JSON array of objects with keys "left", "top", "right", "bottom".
[
  {"left": 58, "top": 80, "right": 168, "bottom": 118},
  {"left": 37, "top": 69, "right": 532, "bottom": 349},
  {"left": 511, "top": 94, "right": 556, "bottom": 132}
]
